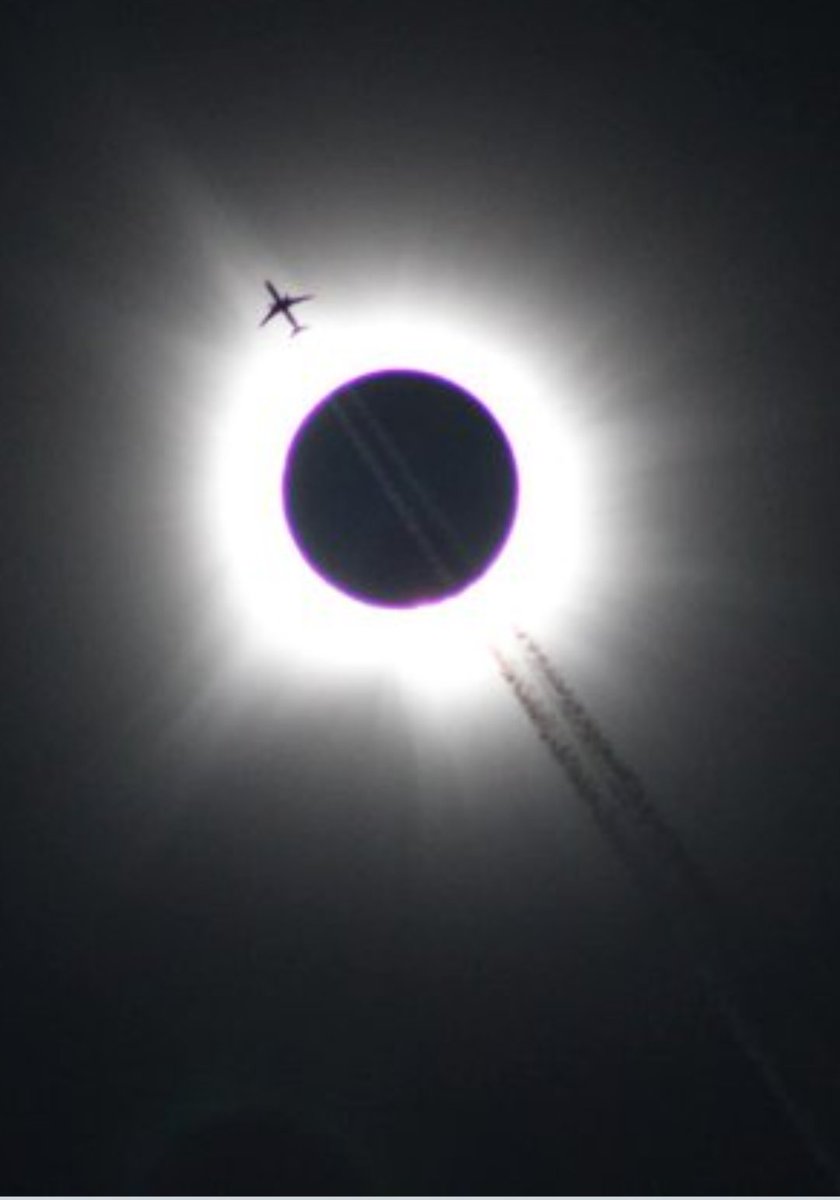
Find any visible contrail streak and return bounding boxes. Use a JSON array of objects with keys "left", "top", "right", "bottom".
[
  {"left": 501, "top": 630, "right": 840, "bottom": 1189},
  {"left": 329, "top": 397, "right": 459, "bottom": 593},
  {"left": 344, "top": 388, "right": 469, "bottom": 575},
  {"left": 492, "top": 643, "right": 660, "bottom": 899},
  {"left": 514, "top": 626, "right": 721, "bottom": 928},
  {"left": 326, "top": 390, "right": 838, "bottom": 1187}
]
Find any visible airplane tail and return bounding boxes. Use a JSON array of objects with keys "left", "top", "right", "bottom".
[{"left": 291, "top": 325, "right": 308, "bottom": 338}]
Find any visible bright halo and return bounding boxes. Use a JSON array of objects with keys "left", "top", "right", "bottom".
[{"left": 204, "top": 305, "right": 590, "bottom": 693}]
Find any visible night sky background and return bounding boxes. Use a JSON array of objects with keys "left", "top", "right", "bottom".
[{"left": 2, "top": 2, "right": 839, "bottom": 1193}]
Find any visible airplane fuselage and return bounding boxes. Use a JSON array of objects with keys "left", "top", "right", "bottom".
[{"left": 260, "top": 281, "right": 313, "bottom": 335}]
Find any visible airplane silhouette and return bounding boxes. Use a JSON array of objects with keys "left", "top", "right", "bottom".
[{"left": 259, "top": 281, "right": 313, "bottom": 336}]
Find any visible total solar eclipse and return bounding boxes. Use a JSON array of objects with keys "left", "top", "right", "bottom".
[{"left": 282, "top": 370, "right": 519, "bottom": 607}]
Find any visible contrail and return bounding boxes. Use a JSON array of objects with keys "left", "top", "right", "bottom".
[
  {"left": 514, "top": 626, "right": 721, "bottom": 928},
  {"left": 344, "top": 388, "right": 469, "bottom": 576},
  {"left": 492, "top": 642, "right": 672, "bottom": 903},
  {"left": 328, "top": 397, "right": 459, "bottom": 594},
  {"left": 501, "top": 630, "right": 840, "bottom": 1189},
  {"left": 325, "top": 389, "right": 839, "bottom": 1187}
]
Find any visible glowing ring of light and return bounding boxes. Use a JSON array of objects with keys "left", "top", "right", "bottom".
[{"left": 204, "top": 307, "right": 588, "bottom": 692}]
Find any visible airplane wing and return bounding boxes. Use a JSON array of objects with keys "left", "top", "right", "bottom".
[
  {"left": 260, "top": 307, "right": 278, "bottom": 327},
  {"left": 287, "top": 294, "right": 314, "bottom": 306}
]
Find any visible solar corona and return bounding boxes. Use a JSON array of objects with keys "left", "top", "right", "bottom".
[{"left": 208, "top": 309, "right": 586, "bottom": 691}]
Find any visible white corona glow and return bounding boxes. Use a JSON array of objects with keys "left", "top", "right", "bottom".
[{"left": 204, "top": 304, "right": 591, "bottom": 694}]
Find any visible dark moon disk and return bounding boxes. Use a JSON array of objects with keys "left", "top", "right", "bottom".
[{"left": 282, "top": 370, "right": 518, "bottom": 607}]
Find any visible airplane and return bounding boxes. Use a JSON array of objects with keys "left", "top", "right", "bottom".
[{"left": 259, "top": 281, "right": 313, "bottom": 336}]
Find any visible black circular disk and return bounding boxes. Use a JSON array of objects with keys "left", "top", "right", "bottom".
[{"left": 282, "top": 370, "right": 518, "bottom": 607}]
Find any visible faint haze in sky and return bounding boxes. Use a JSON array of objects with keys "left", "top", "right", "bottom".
[{"left": 2, "top": 3, "right": 839, "bottom": 1193}]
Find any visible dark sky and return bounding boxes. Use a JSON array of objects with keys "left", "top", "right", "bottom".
[{"left": 2, "top": 2, "right": 839, "bottom": 1193}]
